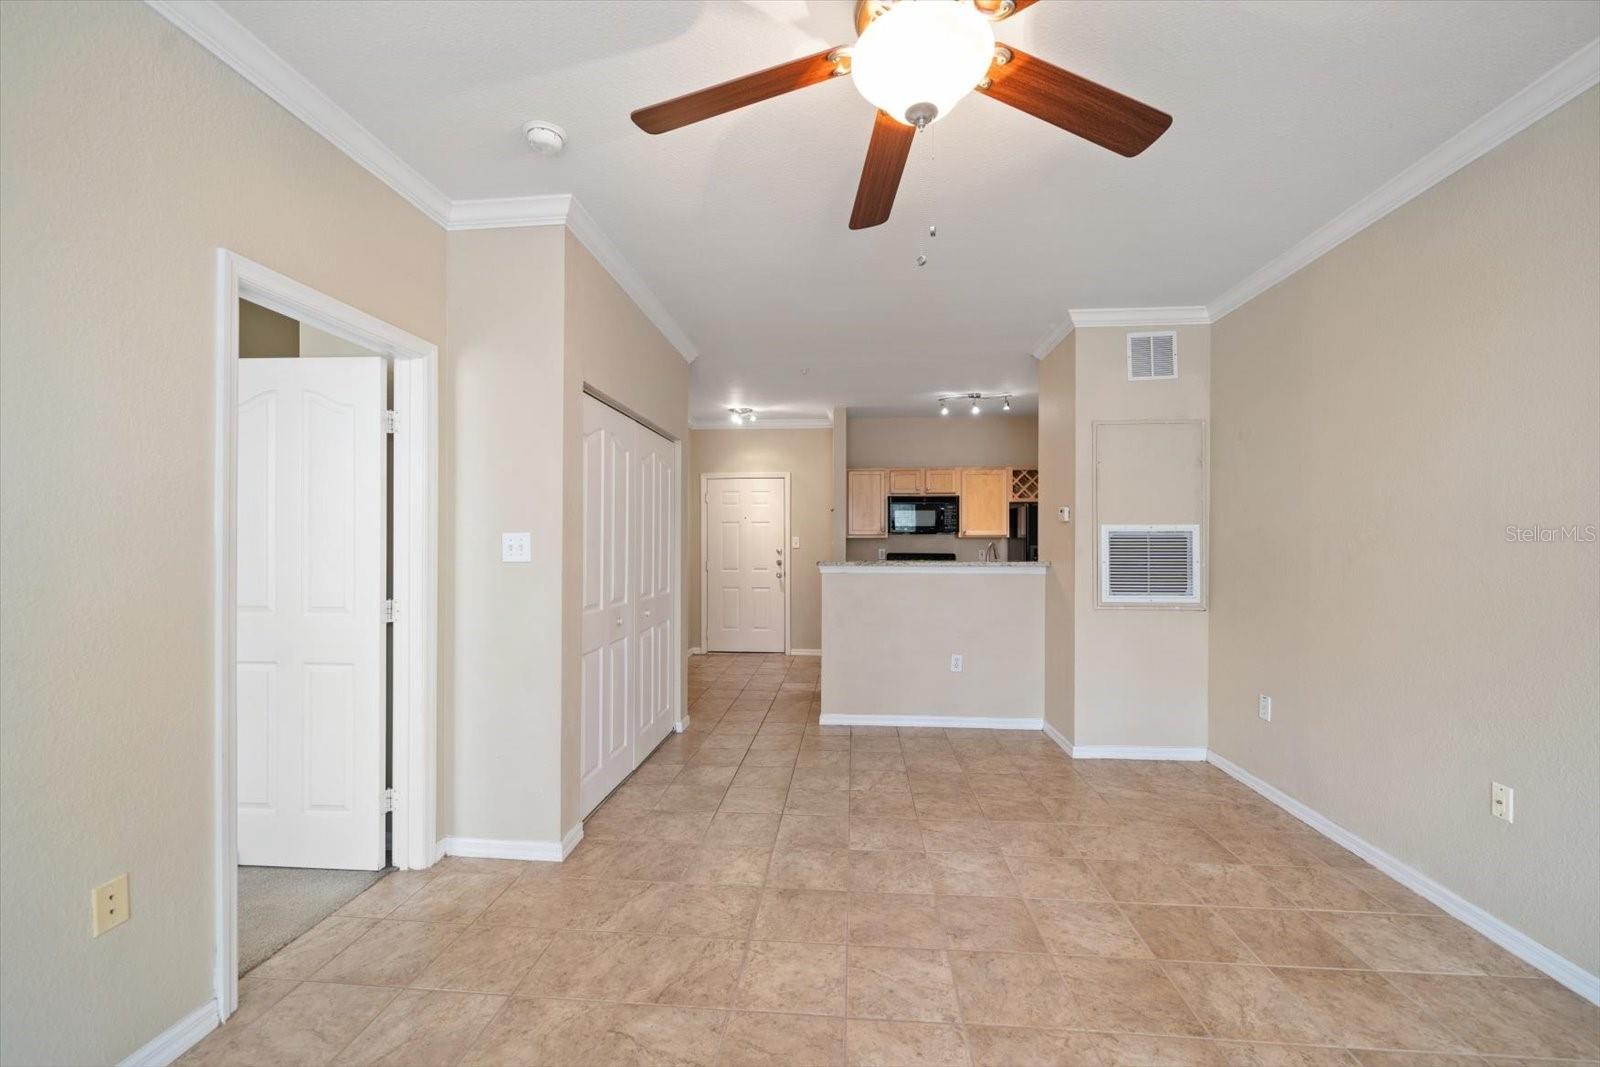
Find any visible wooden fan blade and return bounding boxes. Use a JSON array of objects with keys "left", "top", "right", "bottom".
[
  {"left": 632, "top": 48, "right": 843, "bottom": 134},
  {"left": 849, "top": 111, "right": 916, "bottom": 230},
  {"left": 980, "top": 45, "right": 1171, "bottom": 157}
]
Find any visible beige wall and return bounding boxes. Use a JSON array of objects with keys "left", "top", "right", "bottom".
[
  {"left": 561, "top": 232, "right": 690, "bottom": 835},
  {"left": 688, "top": 429, "right": 834, "bottom": 651},
  {"left": 1037, "top": 334, "right": 1076, "bottom": 741},
  {"left": 830, "top": 409, "right": 849, "bottom": 561},
  {"left": 1210, "top": 89, "right": 1600, "bottom": 975},
  {"left": 239, "top": 299, "right": 300, "bottom": 357},
  {"left": 1072, "top": 325, "right": 1210, "bottom": 749},
  {"left": 821, "top": 570, "right": 1045, "bottom": 720},
  {"left": 442, "top": 226, "right": 566, "bottom": 844},
  {"left": 0, "top": 4, "right": 446, "bottom": 1064},
  {"left": 847, "top": 414, "right": 1038, "bottom": 468}
]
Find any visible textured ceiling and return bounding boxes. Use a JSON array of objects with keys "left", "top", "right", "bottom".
[{"left": 216, "top": 0, "right": 1599, "bottom": 420}]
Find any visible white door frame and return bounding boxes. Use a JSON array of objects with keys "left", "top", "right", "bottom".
[
  {"left": 699, "top": 472, "right": 791, "bottom": 655},
  {"left": 212, "top": 251, "right": 439, "bottom": 1019}
]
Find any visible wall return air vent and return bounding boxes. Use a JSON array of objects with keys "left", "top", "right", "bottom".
[
  {"left": 1128, "top": 331, "right": 1177, "bottom": 380},
  {"left": 1100, "top": 524, "right": 1201, "bottom": 604}
]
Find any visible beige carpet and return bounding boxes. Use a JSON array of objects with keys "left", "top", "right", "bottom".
[{"left": 238, "top": 865, "right": 387, "bottom": 975}]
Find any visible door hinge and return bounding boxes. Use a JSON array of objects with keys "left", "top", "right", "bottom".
[
  {"left": 382, "top": 599, "right": 397, "bottom": 623},
  {"left": 383, "top": 410, "right": 398, "bottom": 434},
  {"left": 381, "top": 788, "right": 395, "bottom": 813}
]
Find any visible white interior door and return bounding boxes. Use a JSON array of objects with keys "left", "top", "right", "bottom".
[
  {"left": 237, "top": 356, "right": 387, "bottom": 870},
  {"left": 704, "top": 476, "right": 786, "bottom": 653},
  {"left": 580, "top": 395, "right": 679, "bottom": 817}
]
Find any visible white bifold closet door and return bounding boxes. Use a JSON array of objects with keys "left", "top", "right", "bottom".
[
  {"left": 579, "top": 394, "right": 678, "bottom": 818},
  {"left": 236, "top": 356, "right": 387, "bottom": 870}
]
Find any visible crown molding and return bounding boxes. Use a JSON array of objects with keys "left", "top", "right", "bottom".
[
  {"left": 688, "top": 416, "right": 834, "bottom": 430},
  {"left": 144, "top": 1, "right": 698, "bottom": 364},
  {"left": 1209, "top": 36, "right": 1600, "bottom": 321},
  {"left": 1071, "top": 307, "right": 1213, "bottom": 329},
  {"left": 1028, "top": 317, "right": 1075, "bottom": 360},
  {"left": 145, "top": 0, "right": 452, "bottom": 225}
]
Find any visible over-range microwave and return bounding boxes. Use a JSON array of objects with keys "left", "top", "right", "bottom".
[{"left": 888, "top": 496, "right": 959, "bottom": 535}]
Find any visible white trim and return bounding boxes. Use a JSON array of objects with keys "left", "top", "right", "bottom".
[
  {"left": 1029, "top": 317, "right": 1076, "bottom": 361},
  {"left": 1099, "top": 523, "right": 1203, "bottom": 605},
  {"left": 820, "top": 714, "right": 1044, "bottom": 730},
  {"left": 687, "top": 647, "right": 706, "bottom": 657},
  {"left": 446, "top": 194, "right": 573, "bottom": 231},
  {"left": 819, "top": 563, "right": 1049, "bottom": 575},
  {"left": 439, "top": 832, "right": 581, "bottom": 863},
  {"left": 688, "top": 416, "right": 835, "bottom": 430},
  {"left": 701, "top": 473, "right": 792, "bottom": 655},
  {"left": 144, "top": 1, "right": 451, "bottom": 224},
  {"left": 1074, "top": 745, "right": 1207, "bottom": 761},
  {"left": 787, "top": 647, "right": 822, "bottom": 657},
  {"left": 1042, "top": 720, "right": 1073, "bottom": 754},
  {"left": 143, "top": 3, "right": 699, "bottom": 366},
  {"left": 1071, "top": 306, "right": 1212, "bottom": 329},
  {"left": 675, "top": 714, "right": 692, "bottom": 733},
  {"left": 213, "top": 252, "right": 439, "bottom": 1021},
  {"left": 118, "top": 1000, "right": 220, "bottom": 1067},
  {"left": 1207, "top": 750, "right": 1600, "bottom": 1005},
  {"left": 1209, "top": 38, "right": 1600, "bottom": 320}
]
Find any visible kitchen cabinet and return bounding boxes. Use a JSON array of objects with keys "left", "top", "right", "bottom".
[
  {"left": 1010, "top": 468, "right": 1039, "bottom": 503},
  {"left": 923, "top": 468, "right": 958, "bottom": 494},
  {"left": 958, "top": 467, "right": 1009, "bottom": 538},
  {"left": 847, "top": 468, "right": 888, "bottom": 537},
  {"left": 886, "top": 468, "right": 925, "bottom": 496}
]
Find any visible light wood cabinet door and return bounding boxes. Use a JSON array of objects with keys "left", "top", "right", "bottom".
[
  {"left": 958, "top": 467, "right": 1009, "bottom": 538},
  {"left": 923, "top": 468, "right": 958, "bottom": 495},
  {"left": 886, "top": 468, "right": 924, "bottom": 495},
  {"left": 847, "top": 469, "right": 888, "bottom": 538}
]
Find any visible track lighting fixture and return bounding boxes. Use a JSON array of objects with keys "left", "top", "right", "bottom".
[
  {"left": 935, "top": 393, "right": 1013, "bottom": 417},
  {"left": 728, "top": 407, "right": 757, "bottom": 424}
]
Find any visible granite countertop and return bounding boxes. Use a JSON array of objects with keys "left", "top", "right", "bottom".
[{"left": 818, "top": 560, "right": 1050, "bottom": 568}]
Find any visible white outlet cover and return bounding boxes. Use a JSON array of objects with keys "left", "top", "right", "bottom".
[
  {"left": 1258, "top": 694, "right": 1272, "bottom": 721},
  {"left": 950, "top": 654, "right": 963, "bottom": 673},
  {"left": 501, "top": 532, "right": 531, "bottom": 562},
  {"left": 792, "top": 536, "right": 801, "bottom": 549},
  {"left": 1491, "top": 782, "right": 1514, "bottom": 823}
]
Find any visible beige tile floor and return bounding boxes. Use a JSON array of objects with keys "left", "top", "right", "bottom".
[{"left": 182, "top": 653, "right": 1600, "bottom": 1066}]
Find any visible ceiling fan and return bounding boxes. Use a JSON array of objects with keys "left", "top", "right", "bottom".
[{"left": 631, "top": 0, "right": 1172, "bottom": 230}]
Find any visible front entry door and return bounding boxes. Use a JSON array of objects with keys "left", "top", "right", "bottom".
[
  {"left": 580, "top": 395, "right": 680, "bottom": 817},
  {"left": 704, "top": 476, "right": 786, "bottom": 653},
  {"left": 236, "top": 356, "right": 387, "bottom": 870}
]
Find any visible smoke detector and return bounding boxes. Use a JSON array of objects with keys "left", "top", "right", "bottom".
[{"left": 522, "top": 121, "right": 567, "bottom": 155}]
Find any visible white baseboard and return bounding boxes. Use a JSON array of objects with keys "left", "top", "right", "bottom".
[
  {"left": 560, "top": 823, "right": 584, "bottom": 858},
  {"left": 119, "top": 1000, "right": 219, "bottom": 1066},
  {"left": 819, "top": 713, "right": 1044, "bottom": 730},
  {"left": 675, "top": 715, "right": 691, "bottom": 733},
  {"left": 1207, "top": 750, "right": 1600, "bottom": 1006},
  {"left": 1072, "top": 745, "right": 1207, "bottom": 761},
  {"left": 1042, "top": 720, "right": 1073, "bottom": 754},
  {"left": 687, "top": 647, "right": 705, "bottom": 657},
  {"left": 787, "top": 647, "right": 822, "bottom": 657},
  {"left": 441, "top": 834, "right": 573, "bottom": 863}
]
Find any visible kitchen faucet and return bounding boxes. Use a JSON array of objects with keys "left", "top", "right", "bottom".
[{"left": 982, "top": 541, "right": 999, "bottom": 562}]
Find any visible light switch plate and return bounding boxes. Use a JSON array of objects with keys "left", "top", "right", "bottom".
[
  {"left": 1258, "top": 694, "right": 1272, "bottom": 722},
  {"left": 501, "top": 532, "right": 531, "bottom": 563},
  {"left": 92, "top": 874, "right": 129, "bottom": 936},
  {"left": 792, "top": 536, "right": 801, "bottom": 549},
  {"left": 950, "top": 654, "right": 963, "bottom": 673}
]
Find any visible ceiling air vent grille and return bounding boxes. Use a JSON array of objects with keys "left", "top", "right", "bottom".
[
  {"left": 1100, "top": 524, "right": 1200, "bottom": 604},
  {"left": 1128, "top": 332, "right": 1178, "bottom": 380}
]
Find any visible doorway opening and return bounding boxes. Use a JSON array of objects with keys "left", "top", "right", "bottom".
[{"left": 214, "top": 252, "right": 438, "bottom": 1020}]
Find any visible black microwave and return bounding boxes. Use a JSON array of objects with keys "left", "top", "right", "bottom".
[{"left": 888, "top": 496, "right": 959, "bottom": 535}]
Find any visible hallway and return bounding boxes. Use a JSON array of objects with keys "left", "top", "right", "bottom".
[{"left": 180, "top": 653, "right": 1599, "bottom": 1065}]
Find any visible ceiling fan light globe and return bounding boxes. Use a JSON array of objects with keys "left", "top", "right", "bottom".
[{"left": 851, "top": 0, "right": 995, "bottom": 126}]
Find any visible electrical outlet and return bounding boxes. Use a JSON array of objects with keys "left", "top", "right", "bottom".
[
  {"left": 950, "top": 654, "right": 963, "bottom": 673},
  {"left": 501, "top": 532, "right": 531, "bottom": 563},
  {"left": 1491, "top": 782, "right": 1514, "bottom": 823},
  {"left": 1258, "top": 694, "right": 1272, "bottom": 722},
  {"left": 92, "top": 874, "right": 129, "bottom": 936},
  {"left": 877, "top": 548, "right": 886, "bottom": 560},
  {"left": 792, "top": 536, "right": 801, "bottom": 549}
]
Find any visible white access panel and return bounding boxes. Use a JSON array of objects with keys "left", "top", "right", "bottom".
[
  {"left": 237, "top": 356, "right": 387, "bottom": 869},
  {"left": 705, "top": 477, "right": 786, "bottom": 653}
]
